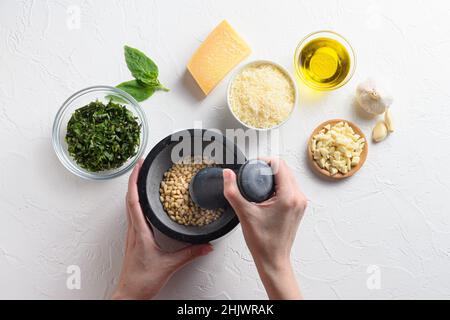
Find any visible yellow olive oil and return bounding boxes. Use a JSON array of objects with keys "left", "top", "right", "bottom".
[{"left": 298, "top": 37, "right": 351, "bottom": 90}]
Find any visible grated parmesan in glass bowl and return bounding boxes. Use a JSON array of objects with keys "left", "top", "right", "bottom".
[{"left": 227, "top": 60, "right": 297, "bottom": 131}]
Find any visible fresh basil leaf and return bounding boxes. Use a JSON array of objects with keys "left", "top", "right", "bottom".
[
  {"left": 114, "top": 45, "right": 169, "bottom": 103},
  {"left": 117, "top": 80, "right": 155, "bottom": 102},
  {"left": 124, "top": 45, "right": 158, "bottom": 84}
]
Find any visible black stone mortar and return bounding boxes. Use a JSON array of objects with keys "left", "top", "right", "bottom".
[{"left": 137, "top": 129, "right": 246, "bottom": 244}]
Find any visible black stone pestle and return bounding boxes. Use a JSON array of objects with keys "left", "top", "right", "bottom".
[{"left": 189, "top": 159, "right": 275, "bottom": 210}]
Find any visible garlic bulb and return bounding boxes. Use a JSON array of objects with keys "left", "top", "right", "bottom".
[{"left": 356, "top": 79, "right": 393, "bottom": 115}]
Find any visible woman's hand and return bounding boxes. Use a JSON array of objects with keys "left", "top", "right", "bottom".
[
  {"left": 223, "top": 158, "right": 307, "bottom": 300},
  {"left": 112, "top": 159, "right": 213, "bottom": 300}
]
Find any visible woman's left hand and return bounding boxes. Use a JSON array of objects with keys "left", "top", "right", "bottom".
[{"left": 112, "top": 159, "right": 213, "bottom": 300}]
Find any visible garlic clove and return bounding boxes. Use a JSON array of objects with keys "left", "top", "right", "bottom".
[
  {"left": 356, "top": 79, "right": 393, "bottom": 115},
  {"left": 384, "top": 108, "right": 394, "bottom": 132},
  {"left": 372, "top": 121, "right": 388, "bottom": 142}
]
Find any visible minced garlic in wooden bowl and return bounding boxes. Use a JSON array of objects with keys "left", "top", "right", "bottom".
[{"left": 309, "top": 120, "right": 367, "bottom": 178}]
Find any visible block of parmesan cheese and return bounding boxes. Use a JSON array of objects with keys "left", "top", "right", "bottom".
[{"left": 187, "top": 20, "right": 251, "bottom": 95}]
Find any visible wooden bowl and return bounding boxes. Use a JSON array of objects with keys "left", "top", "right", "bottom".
[{"left": 307, "top": 119, "right": 368, "bottom": 180}]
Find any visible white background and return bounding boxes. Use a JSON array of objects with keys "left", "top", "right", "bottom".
[{"left": 1, "top": 0, "right": 450, "bottom": 299}]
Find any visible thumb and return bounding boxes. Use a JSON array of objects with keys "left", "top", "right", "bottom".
[
  {"left": 223, "top": 169, "right": 252, "bottom": 216},
  {"left": 169, "top": 244, "right": 213, "bottom": 270}
]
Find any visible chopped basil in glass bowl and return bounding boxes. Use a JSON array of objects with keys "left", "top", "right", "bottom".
[{"left": 52, "top": 86, "right": 148, "bottom": 180}]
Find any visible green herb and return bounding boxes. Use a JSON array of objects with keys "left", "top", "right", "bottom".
[
  {"left": 124, "top": 45, "right": 159, "bottom": 85},
  {"left": 117, "top": 80, "right": 155, "bottom": 102},
  {"left": 65, "top": 100, "right": 141, "bottom": 172},
  {"left": 115, "top": 45, "right": 169, "bottom": 102}
]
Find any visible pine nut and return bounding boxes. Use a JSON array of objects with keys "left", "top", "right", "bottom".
[{"left": 159, "top": 156, "right": 224, "bottom": 226}]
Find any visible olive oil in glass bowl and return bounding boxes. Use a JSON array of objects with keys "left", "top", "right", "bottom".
[{"left": 294, "top": 31, "right": 356, "bottom": 91}]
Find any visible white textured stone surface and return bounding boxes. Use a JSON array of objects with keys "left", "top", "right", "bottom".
[{"left": 1, "top": 0, "right": 450, "bottom": 299}]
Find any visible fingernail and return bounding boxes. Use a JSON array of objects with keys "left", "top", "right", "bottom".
[
  {"left": 201, "top": 245, "right": 213, "bottom": 255},
  {"left": 223, "top": 169, "right": 232, "bottom": 180}
]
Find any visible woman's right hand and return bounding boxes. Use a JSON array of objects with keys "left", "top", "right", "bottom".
[{"left": 223, "top": 158, "right": 307, "bottom": 300}]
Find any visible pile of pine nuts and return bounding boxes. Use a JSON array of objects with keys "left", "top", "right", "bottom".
[{"left": 159, "top": 157, "right": 224, "bottom": 226}]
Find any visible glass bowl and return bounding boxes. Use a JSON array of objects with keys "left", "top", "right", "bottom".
[
  {"left": 52, "top": 86, "right": 148, "bottom": 180},
  {"left": 294, "top": 30, "right": 356, "bottom": 91}
]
